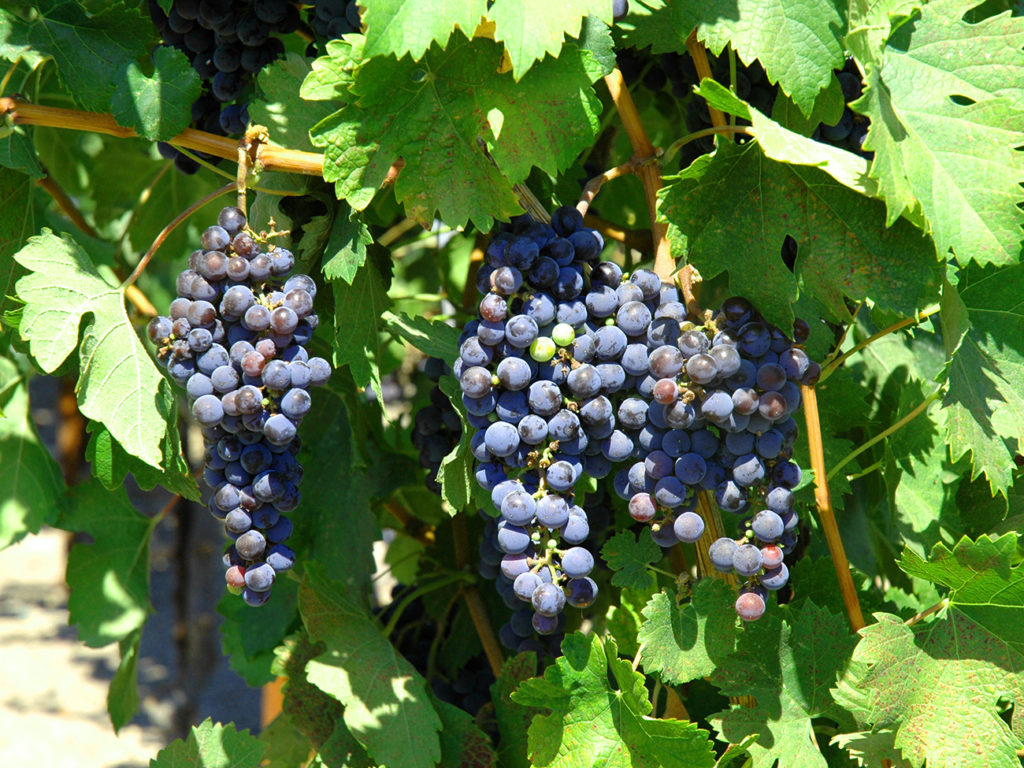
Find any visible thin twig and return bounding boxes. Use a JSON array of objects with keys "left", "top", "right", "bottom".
[
  {"left": 685, "top": 33, "right": 727, "bottom": 129},
  {"left": 0, "top": 58, "right": 20, "bottom": 97},
  {"left": 801, "top": 384, "right": 866, "bottom": 632},
  {"left": 820, "top": 304, "right": 941, "bottom": 382},
  {"left": 576, "top": 160, "right": 641, "bottom": 216},
  {"left": 513, "top": 183, "right": 551, "bottom": 224},
  {"left": 632, "top": 642, "right": 646, "bottom": 671},
  {"left": 905, "top": 597, "right": 949, "bottom": 627},
  {"left": 661, "top": 125, "right": 755, "bottom": 166},
  {"left": 827, "top": 388, "right": 942, "bottom": 482},
  {"left": 452, "top": 514, "right": 504, "bottom": 677},
  {"left": 123, "top": 182, "right": 236, "bottom": 290},
  {"left": 603, "top": 67, "right": 673, "bottom": 278},
  {"left": 676, "top": 265, "right": 703, "bottom": 319}
]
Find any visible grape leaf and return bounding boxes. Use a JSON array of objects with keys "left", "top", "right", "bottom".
[
  {"left": 14, "top": 230, "right": 174, "bottom": 470},
  {"left": 492, "top": 653, "right": 538, "bottom": 768},
  {"left": 4, "top": 0, "right": 152, "bottom": 113},
  {"left": 217, "top": 579, "right": 299, "bottom": 687},
  {"left": 258, "top": 713, "right": 312, "bottom": 768},
  {"left": 253, "top": 52, "right": 335, "bottom": 154},
  {"left": 382, "top": 311, "right": 460, "bottom": 362},
  {"left": 830, "top": 730, "right": 912, "bottom": 768},
  {"left": 300, "top": 37, "right": 361, "bottom": 102},
  {"left": 939, "top": 266, "right": 1024, "bottom": 496},
  {"left": 321, "top": 205, "right": 371, "bottom": 284},
  {"left": 601, "top": 530, "right": 661, "bottom": 590},
  {"left": 845, "top": 0, "right": 922, "bottom": 63},
  {"left": 438, "top": 373, "right": 493, "bottom": 515},
  {"left": 313, "top": 721, "right": 375, "bottom": 768},
  {"left": 306, "top": 33, "right": 600, "bottom": 229},
  {"left": 299, "top": 565, "right": 444, "bottom": 768},
  {"left": 361, "top": 0, "right": 488, "bottom": 60},
  {"left": 709, "top": 602, "right": 857, "bottom": 768},
  {"left": 85, "top": 421, "right": 199, "bottom": 501},
  {"left": 0, "top": 171, "right": 35, "bottom": 326},
  {"left": 637, "top": 580, "right": 740, "bottom": 685},
  {"left": 0, "top": 357, "right": 64, "bottom": 550},
  {"left": 62, "top": 480, "right": 155, "bottom": 647},
  {"left": 511, "top": 633, "right": 716, "bottom": 768},
  {"left": 111, "top": 45, "right": 200, "bottom": 141},
  {"left": 432, "top": 693, "right": 498, "bottom": 768},
  {"left": 331, "top": 257, "right": 389, "bottom": 399},
  {"left": 487, "top": 0, "right": 611, "bottom": 79},
  {"left": 0, "top": 126, "right": 45, "bottom": 179},
  {"left": 856, "top": 0, "right": 1024, "bottom": 266},
  {"left": 659, "top": 139, "right": 941, "bottom": 330},
  {"left": 150, "top": 718, "right": 266, "bottom": 768},
  {"left": 108, "top": 630, "right": 140, "bottom": 732},
  {"left": 272, "top": 632, "right": 348, "bottom": 753}
]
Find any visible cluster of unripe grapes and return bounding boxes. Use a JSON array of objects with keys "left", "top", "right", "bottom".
[
  {"left": 148, "top": 206, "right": 330, "bottom": 606},
  {"left": 451, "top": 206, "right": 816, "bottom": 631}
]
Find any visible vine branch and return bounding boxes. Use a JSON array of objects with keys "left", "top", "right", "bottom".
[
  {"left": 452, "top": 513, "right": 504, "bottom": 678},
  {"left": 684, "top": 33, "right": 727, "bottom": 129}
]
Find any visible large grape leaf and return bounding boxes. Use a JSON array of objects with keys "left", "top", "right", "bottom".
[
  {"left": 659, "top": 140, "right": 941, "bottom": 330},
  {"left": 939, "top": 266, "right": 1024, "bottom": 496},
  {"left": 856, "top": 0, "right": 1024, "bottom": 266},
  {"left": 0, "top": 0, "right": 152, "bottom": 113},
  {"left": 432, "top": 693, "right": 498, "bottom": 768},
  {"left": 110, "top": 45, "right": 200, "bottom": 141},
  {"left": 361, "top": 0, "right": 488, "bottom": 60},
  {"left": 511, "top": 633, "right": 716, "bottom": 768},
  {"left": 0, "top": 357, "right": 64, "bottom": 550},
  {"left": 839, "top": 535, "right": 1024, "bottom": 768},
  {"left": 709, "top": 602, "right": 857, "bottom": 768},
  {"left": 299, "top": 565, "right": 443, "bottom": 768},
  {"left": 85, "top": 421, "right": 199, "bottom": 501},
  {"left": 637, "top": 580, "right": 740, "bottom": 685},
  {"left": 487, "top": 0, "right": 611, "bottom": 78},
  {"left": 844, "top": 0, "right": 922, "bottom": 63},
  {"left": 305, "top": 33, "right": 601, "bottom": 229},
  {"left": 14, "top": 230, "right": 174, "bottom": 470},
  {"left": 150, "top": 719, "right": 266, "bottom": 768},
  {"left": 600, "top": 530, "right": 661, "bottom": 590},
  {"left": 331, "top": 257, "right": 389, "bottom": 395},
  {"left": 252, "top": 52, "right": 336, "bottom": 154},
  {"left": 272, "top": 632, "right": 350, "bottom": 754},
  {"left": 61, "top": 480, "right": 155, "bottom": 648},
  {"left": 217, "top": 579, "right": 299, "bottom": 687}
]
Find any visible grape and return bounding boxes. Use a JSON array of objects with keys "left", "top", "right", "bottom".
[
  {"left": 561, "top": 547, "right": 594, "bottom": 578},
  {"left": 536, "top": 494, "right": 569, "bottom": 528},
  {"left": 735, "top": 591, "right": 766, "bottom": 621},
  {"left": 244, "top": 563, "right": 275, "bottom": 592},
  {"left": 760, "top": 563, "right": 789, "bottom": 591},
  {"left": 617, "top": 301, "right": 652, "bottom": 335},
  {"left": 674, "top": 452, "right": 707, "bottom": 484},
  {"left": 513, "top": 572, "right": 542, "bottom": 601},
  {"left": 732, "top": 544, "right": 764, "bottom": 576},
  {"left": 673, "top": 511, "right": 705, "bottom": 542},
  {"left": 485, "top": 421, "right": 520, "bottom": 457},
  {"left": 566, "top": 577, "right": 597, "bottom": 608},
  {"left": 501, "top": 489, "right": 536, "bottom": 525},
  {"left": 496, "top": 522, "right": 531, "bottom": 554},
  {"left": 685, "top": 353, "right": 718, "bottom": 384},
  {"left": 760, "top": 544, "right": 784, "bottom": 569},
  {"left": 531, "top": 583, "right": 566, "bottom": 617},
  {"left": 709, "top": 537, "right": 738, "bottom": 572}
]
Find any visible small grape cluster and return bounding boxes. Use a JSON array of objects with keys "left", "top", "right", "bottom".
[
  {"left": 812, "top": 59, "right": 870, "bottom": 157},
  {"left": 147, "top": 0, "right": 297, "bottom": 173},
  {"left": 305, "top": 0, "right": 363, "bottom": 56},
  {"left": 454, "top": 207, "right": 613, "bottom": 642},
  {"left": 147, "top": 205, "right": 331, "bottom": 606},
  {"left": 412, "top": 358, "right": 462, "bottom": 495}
]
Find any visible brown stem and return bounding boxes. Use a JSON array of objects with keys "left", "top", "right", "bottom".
[
  {"left": 452, "top": 514, "right": 504, "bottom": 677},
  {"left": 576, "top": 160, "right": 639, "bottom": 216},
  {"left": 513, "top": 182, "right": 552, "bottom": 224},
  {"left": 123, "top": 182, "right": 236, "bottom": 289},
  {"left": 684, "top": 33, "right": 727, "bottom": 129},
  {"left": 801, "top": 384, "right": 866, "bottom": 631},
  {"left": 602, "top": 68, "right": 673, "bottom": 279},
  {"left": 904, "top": 597, "right": 949, "bottom": 627},
  {"left": 676, "top": 265, "right": 703, "bottom": 319}
]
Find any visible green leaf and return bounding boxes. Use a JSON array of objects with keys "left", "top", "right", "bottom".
[
  {"left": 437, "top": 373, "right": 492, "bottom": 515},
  {"left": 320, "top": 206, "right": 371, "bottom": 284},
  {"left": 382, "top": 311, "right": 460, "bottom": 362},
  {"left": 844, "top": 535, "right": 1024, "bottom": 767},
  {"left": 111, "top": 45, "right": 200, "bottom": 141},
  {"left": 14, "top": 230, "right": 174, "bottom": 470},
  {"left": 710, "top": 602, "right": 858, "bottom": 768},
  {"left": 659, "top": 139, "right": 941, "bottom": 330},
  {"left": 63, "top": 481, "right": 155, "bottom": 647},
  {"left": 637, "top": 581, "right": 740, "bottom": 685},
  {"left": 272, "top": 632, "right": 347, "bottom": 752},
  {"left": 487, "top": 0, "right": 611, "bottom": 78},
  {"left": 331, "top": 258, "right": 389, "bottom": 393},
  {"left": 0, "top": 126, "right": 46, "bottom": 179},
  {"left": 0, "top": 170, "right": 35, "bottom": 325},
  {"left": 491, "top": 652, "right": 538, "bottom": 768},
  {"left": 856, "top": 0, "right": 1024, "bottom": 266},
  {"left": 0, "top": 357, "right": 64, "bottom": 550},
  {"left": 108, "top": 630, "right": 141, "bottom": 733},
  {"left": 307, "top": 33, "right": 600, "bottom": 229},
  {"left": 361, "top": 0, "right": 488, "bottom": 61},
  {"left": 512, "top": 633, "right": 716, "bottom": 768},
  {"left": 299, "top": 565, "right": 443, "bottom": 768},
  {"left": 7, "top": 0, "right": 152, "bottom": 113},
  {"left": 313, "top": 720, "right": 375, "bottom": 768},
  {"left": 149, "top": 718, "right": 266, "bottom": 768},
  {"left": 258, "top": 713, "right": 312, "bottom": 768},
  {"left": 85, "top": 421, "right": 199, "bottom": 501},
  {"left": 217, "top": 579, "right": 299, "bottom": 688},
  {"left": 300, "top": 37, "right": 361, "bottom": 102},
  {"left": 844, "top": 0, "right": 922, "bottom": 63},
  {"left": 600, "top": 530, "right": 662, "bottom": 590},
  {"left": 693, "top": 0, "right": 845, "bottom": 116},
  {"left": 939, "top": 265, "right": 1024, "bottom": 496},
  {"left": 432, "top": 693, "right": 498, "bottom": 768},
  {"left": 253, "top": 52, "right": 335, "bottom": 154}
]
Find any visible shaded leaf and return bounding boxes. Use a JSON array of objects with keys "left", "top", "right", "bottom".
[
  {"left": 600, "top": 530, "right": 661, "bottom": 590},
  {"left": 111, "top": 45, "right": 200, "bottom": 140},
  {"left": 150, "top": 718, "right": 265, "bottom": 768}
]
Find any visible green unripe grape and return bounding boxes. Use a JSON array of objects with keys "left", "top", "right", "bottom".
[
  {"left": 530, "top": 337, "right": 556, "bottom": 362},
  {"left": 551, "top": 323, "right": 575, "bottom": 347}
]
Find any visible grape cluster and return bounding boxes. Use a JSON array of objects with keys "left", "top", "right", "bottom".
[
  {"left": 147, "top": 205, "right": 330, "bottom": 606},
  {"left": 454, "top": 207, "right": 615, "bottom": 640},
  {"left": 147, "top": 0, "right": 297, "bottom": 173},
  {"left": 607, "top": 295, "right": 817, "bottom": 620},
  {"left": 412, "top": 358, "right": 462, "bottom": 495},
  {"left": 305, "top": 0, "right": 362, "bottom": 56},
  {"left": 812, "top": 59, "right": 870, "bottom": 157}
]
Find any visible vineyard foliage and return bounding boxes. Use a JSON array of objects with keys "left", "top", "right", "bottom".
[{"left": 0, "top": 1, "right": 1024, "bottom": 767}]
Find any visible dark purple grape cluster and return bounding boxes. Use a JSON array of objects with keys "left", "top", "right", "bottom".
[
  {"left": 147, "top": 205, "right": 331, "bottom": 606},
  {"left": 412, "top": 358, "right": 462, "bottom": 495},
  {"left": 147, "top": 0, "right": 297, "bottom": 173},
  {"left": 609, "top": 294, "right": 817, "bottom": 621},
  {"left": 812, "top": 59, "right": 870, "bottom": 157},
  {"left": 453, "top": 207, "right": 619, "bottom": 641},
  {"left": 305, "top": 0, "right": 362, "bottom": 56}
]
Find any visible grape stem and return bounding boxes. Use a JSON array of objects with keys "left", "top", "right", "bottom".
[
  {"left": 660, "top": 125, "right": 754, "bottom": 167},
  {"left": 819, "top": 304, "right": 941, "bottom": 383},
  {"left": 684, "top": 32, "right": 728, "bottom": 129},
  {"left": 122, "top": 182, "right": 236, "bottom": 290},
  {"left": 904, "top": 597, "right": 950, "bottom": 627},
  {"left": 827, "top": 387, "right": 942, "bottom": 482},
  {"left": 602, "top": 67, "right": 673, "bottom": 279},
  {"left": 576, "top": 159, "right": 645, "bottom": 217},
  {"left": 632, "top": 642, "right": 645, "bottom": 671},
  {"left": 801, "top": 383, "right": 866, "bottom": 632},
  {"left": 452, "top": 513, "right": 505, "bottom": 677}
]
